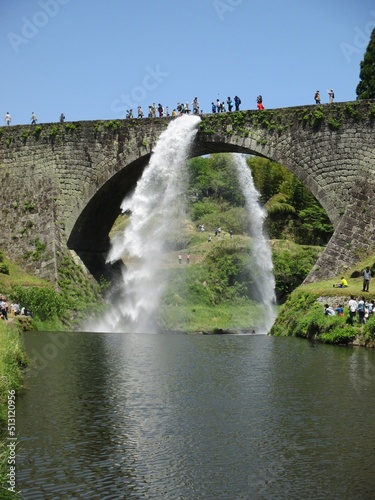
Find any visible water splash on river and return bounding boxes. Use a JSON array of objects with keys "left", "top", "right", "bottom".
[
  {"left": 233, "top": 154, "right": 276, "bottom": 332},
  {"left": 91, "top": 115, "right": 200, "bottom": 333}
]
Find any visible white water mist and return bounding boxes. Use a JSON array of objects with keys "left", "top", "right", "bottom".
[
  {"left": 91, "top": 115, "right": 200, "bottom": 333},
  {"left": 233, "top": 154, "right": 276, "bottom": 332}
]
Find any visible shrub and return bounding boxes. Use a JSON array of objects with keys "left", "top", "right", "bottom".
[
  {"left": 33, "top": 125, "right": 42, "bottom": 138},
  {"left": 65, "top": 123, "right": 76, "bottom": 131},
  {"left": 319, "top": 326, "right": 357, "bottom": 345},
  {"left": 0, "top": 263, "right": 9, "bottom": 275},
  {"left": 312, "top": 108, "right": 324, "bottom": 128},
  {"left": 327, "top": 117, "right": 341, "bottom": 130},
  {"left": 9, "top": 286, "right": 64, "bottom": 322},
  {"left": 364, "top": 315, "right": 375, "bottom": 341}
]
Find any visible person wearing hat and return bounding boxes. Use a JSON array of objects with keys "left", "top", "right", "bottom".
[
  {"left": 327, "top": 89, "right": 334, "bottom": 103},
  {"left": 314, "top": 91, "right": 321, "bottom": 104}
]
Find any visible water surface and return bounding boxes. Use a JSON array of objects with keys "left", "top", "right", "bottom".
[{"left": 16, "top": 332, "right": 375, "bottom": 499}]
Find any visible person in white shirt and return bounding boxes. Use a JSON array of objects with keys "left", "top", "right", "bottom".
[
  {"left": 348, "top": 295, "right": 358, "bottom": 325},
  {"left": 324, "top": 304, "right": 335, "bottom": 316}
]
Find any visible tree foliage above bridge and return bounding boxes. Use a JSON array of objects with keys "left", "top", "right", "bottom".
[{"left": 356, "top": 28, "right": 375, "bottom": 100}]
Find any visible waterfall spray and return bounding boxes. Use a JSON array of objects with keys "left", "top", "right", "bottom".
[
  {"left": 91, "top": 115, "right": 200, "bottom": 333},
  {"left": 233, "top": 154, "right": 276, "bottom": 332}
]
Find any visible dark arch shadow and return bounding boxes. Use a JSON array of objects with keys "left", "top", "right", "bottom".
[
  {"left": 67, "top": 136, "right": 302, "bottom": 282},
  {"left": 67, "top": 154, "right": 151, "bottom": 280}
]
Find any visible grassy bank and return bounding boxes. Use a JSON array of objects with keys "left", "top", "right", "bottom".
[
  {"left": 0, "top": 321, "right": 27, "bottom": 500},
  {"left": 270, "top": 254, "right": 375, "bottom": 347},
  {"left": 159, "top": 303, "right": 264, "bottom": 333}
]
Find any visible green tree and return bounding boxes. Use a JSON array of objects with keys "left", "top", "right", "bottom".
[
  {"left": 248, "top": 157, "right": 288, "bottom": 204},
  {"left": 356, "top": 28, "right": 375, "bottom": 100},
  {"left": 296, "top": 205, "right": 333, "bottom": 245}
]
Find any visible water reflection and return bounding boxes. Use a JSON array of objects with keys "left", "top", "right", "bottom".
[{"left": 17, "top": 333, "right": 375, "bottom": 499}]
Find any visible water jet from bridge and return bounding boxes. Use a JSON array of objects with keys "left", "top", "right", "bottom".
[
  {"left": 233, "top": 154, "right": 276, "bottom": 332},
  {"left": 91, "top": 115, "right": 201, "bottom": 333},
  {"left": 88, "top": 118, "right": 276, "bottom": 334}
]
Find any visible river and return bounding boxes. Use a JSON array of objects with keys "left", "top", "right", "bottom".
[{"left": 16, "top": 332, "right": 375, "bottom": 499}]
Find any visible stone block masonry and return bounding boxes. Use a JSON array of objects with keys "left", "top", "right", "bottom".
[{"left": 0, "top": 101, "right": 374, "bottom": 284}]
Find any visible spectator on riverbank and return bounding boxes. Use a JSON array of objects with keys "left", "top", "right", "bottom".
[
  {"left": 137, "top": 106, "right": 144, "bottom": 118},
  {"left": 31, "top": 112, "right": 38, "bottom": 124},
  {"left": 227, "top": 97, "right": 233, "bottom": 112},
  {"left": 314, "top": 91, "right": 321, "bottom": 104},
  {"left": 4, "top": 112, "right": 11, "bottom": 125},
  {"left": 357, "top": 296, "right": 366, "bottom": 324},
  {"left": 335, "top": 304, "right": 344, "bottom": 316},
  {"left": 21, "top": 306, "right": 33, "bottom": 317},
  {"left": 211, "top": 102, "right": 216, "bottom": 113},
  {"left": 362, "top": 266, "right": 371, "bottom": 292},
  {"left": 333, "top": 277, "right": 348, "bottom": 288},
  {"left": 348, "top": 295, "right": 357, "bottom": 325},
  {"left": 0, "top": 298, "right": 8, "bottom": 320},
  {"left": 10, "top": 303, "right": 20, "bottom": 316},
  {"left": 324, "top": 304, "right": 335, "bottom": 316},
  {"left": 60, "top": 113, "right": 65, "bottom": 123}
]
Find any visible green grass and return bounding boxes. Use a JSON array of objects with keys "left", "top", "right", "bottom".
[
  {"left": 158, "top": 303, "right": 264, "bottom": 332},
  {"left": 0, "top": 323, "right": 28, "bottom": 423},
  {"left": 0, "top": 254, "right": 51, "bottom": 294},
  {"left": 0, "top": 322, "right": 27, "bottom": 500}
]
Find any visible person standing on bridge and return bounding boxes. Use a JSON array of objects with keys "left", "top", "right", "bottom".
[
  {"left": 327, "top": 89, "right": 334, "bottom": 103},
  {"left": 234, "top": 95, "right": 241, "bottom": 111},
  {"left": 256, "top": 95, "right": 264, "bottom": 110},
  {"left": 4, "top": 112, "right": 11, "bottom": 125}
]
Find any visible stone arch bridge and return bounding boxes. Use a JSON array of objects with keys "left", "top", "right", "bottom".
[{"left": 0, "top": 100, "right": 374, "bottom": 284}]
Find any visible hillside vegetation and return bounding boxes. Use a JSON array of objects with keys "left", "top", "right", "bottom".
[{"left": 271, "top": 253, "right": 375, "bottom": 347}]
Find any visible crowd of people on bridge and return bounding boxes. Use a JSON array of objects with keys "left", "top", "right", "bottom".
[{"left": 3, "top": 88, "right": 337, "bottom": 127}]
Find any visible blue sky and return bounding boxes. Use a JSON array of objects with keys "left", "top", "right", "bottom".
[{"left": 1, "top": 0, "right": 374, "bottom": 125}]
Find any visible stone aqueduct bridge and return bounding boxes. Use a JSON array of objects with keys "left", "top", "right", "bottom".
[{"left": 0, "top": 100, "right": 374, "bottom": 285}]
